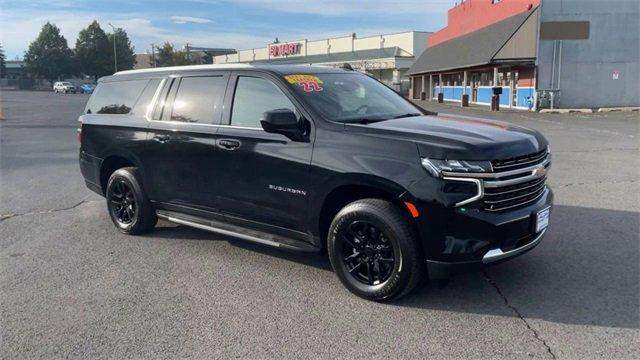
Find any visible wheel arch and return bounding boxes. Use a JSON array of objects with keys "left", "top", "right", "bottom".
[
  {"left": 313, "top": 175, "right": 416, "bottom": 251},
  {"left": 99, "top": 155, "right": 138, "bottom": 195}
]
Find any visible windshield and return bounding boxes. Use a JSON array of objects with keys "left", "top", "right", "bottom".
[{"left": 285, "top": 73, "right": 421, "bottom": 123}]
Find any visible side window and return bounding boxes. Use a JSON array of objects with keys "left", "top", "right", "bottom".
[
  {"left": 170, "top": 76, "right": 226, "bottom": 123},
  {"left": 231, "top": 76, "right": 295, "bottom": 128},
  {"left": 85, "top": 79, "right": 149, "bottom": 115},
  {"left": 131, "top": 79, "right": 161, "bottom": 117},
  {"left": 152, "top": 78, "right": 174, "bottom": 120}
]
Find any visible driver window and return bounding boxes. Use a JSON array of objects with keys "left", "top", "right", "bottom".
[
  {"left": 231, "top": 76, "right": 296, "bottom": 128},
  {"left": 337, "top": 81, "right": 367, "bottom": 113},
  {"left": 331, "top": 79, "right": 396, "bottom": 116}
]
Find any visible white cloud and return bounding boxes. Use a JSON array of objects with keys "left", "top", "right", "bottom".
[
  {"left": 0, "top": 0, "right": 455, "bottom": 58},
  {"left": 0, "top": 9, "right": 270, "bottom": 58},
  {"left": 170, "top": 16, "right": 213, "bottom": 24},
  {"left": 221, "top": 0, "right": 454, "bottom": 16}
]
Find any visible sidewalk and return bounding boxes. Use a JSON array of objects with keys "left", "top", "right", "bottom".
[{"left": 411, "top": 99, "right": 640, "bottom": 123}]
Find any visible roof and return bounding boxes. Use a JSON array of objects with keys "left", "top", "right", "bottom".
[
  {"left": 247, "top": 47, "right": 409, "bottom": 65},
  {"left": 114, "top": 63, "right": 254, "bottom": 76},
  {"left": 106, "top": 64, "right": 351, "bottom": 81},
  {"left": 408, "top": 8, "right": 538, "bottom": 75},
  {"left": 6, "top": 61, "right": 25, "bottom": 69}
]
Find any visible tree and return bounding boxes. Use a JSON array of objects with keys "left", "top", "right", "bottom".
[
  {"left": 75, "top": 20, "right": 112, "bottom": 80},
  {"left": 155, "top": 42, "right": 192, "bottom": 67},
  {"left": 0, "top": 43, "right": 6, "bottom": 78},
  {"left": 23, "top": 23, "right": 74, "bottom": 85},
  {"left": 108, "top": 27, "right": 136, "bottom": 71}
]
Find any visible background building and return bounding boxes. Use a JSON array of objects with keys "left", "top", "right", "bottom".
[
  {"left": 134, "top": 47, "right": 236, "bottom": 70},
  {"left": 3, "top": 60, "right": 25, "bottom": 80},
  {"left": 213, "top": 31, "right": 431, "bottom": 94},
  {"left": 536, "top": 0, "right": 639, "bottom": 108},
  {"left": 408, "top": 0, "right": 639, "bottom": 110}
]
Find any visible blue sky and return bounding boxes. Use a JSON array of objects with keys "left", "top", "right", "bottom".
[{"left": 0, "top": 0, "right": 456, "bottom": 59}]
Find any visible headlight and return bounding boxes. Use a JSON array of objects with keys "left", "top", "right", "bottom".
[{"left": 421, "top": 158, "right": 492, "bottom": 177}]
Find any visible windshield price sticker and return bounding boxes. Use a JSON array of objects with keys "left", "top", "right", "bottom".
[{"left": 285, "top": 74, "right": 324, "bottom": 92}]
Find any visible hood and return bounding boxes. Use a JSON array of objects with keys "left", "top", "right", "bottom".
[{"left": 346, "top": 113, "right": 548, "bottom": 161}]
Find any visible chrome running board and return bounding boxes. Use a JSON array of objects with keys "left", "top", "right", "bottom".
[{"left": 156, "top": 210, "right": 318, "bottom": 253}]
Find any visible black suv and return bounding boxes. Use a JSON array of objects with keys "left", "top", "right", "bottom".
[{"left": 79, "top": 65, "right": 552, "bottom": 301}]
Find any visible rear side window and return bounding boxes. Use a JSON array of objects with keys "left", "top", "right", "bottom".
[
  {"left": 170, "top": 76, "right": 226, "bottom": 123},
  {"left": 131, "top": 79, "right": 162, "bottom": 116},
  {"left": 231, "top": 76, "right": 295, "bottom": 128},
  {"left": 85, "top": 79, "right": 149, "bottom": 115}
]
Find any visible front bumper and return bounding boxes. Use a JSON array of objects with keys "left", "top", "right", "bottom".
[
  {"left": 426, "top": 228, "right": 548, "bottom": 279},
  {"left": 403, "top": 182, "right": 553, "bottom": 279}
]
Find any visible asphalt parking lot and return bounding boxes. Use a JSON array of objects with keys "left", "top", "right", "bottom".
[{"left": 1, "top": 90, "right": 638, "bottom": 359}]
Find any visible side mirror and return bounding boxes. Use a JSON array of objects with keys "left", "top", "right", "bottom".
[{"left": 260, "top": 109, "right": 303, "bottom": 140}]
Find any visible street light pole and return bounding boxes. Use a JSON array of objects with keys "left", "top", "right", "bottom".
[
  {"left": 151, "top": 43, "right": 156, "bottom": 67},
  {"left": 108, "top": 23, "right": 118, "bottom": 73}
]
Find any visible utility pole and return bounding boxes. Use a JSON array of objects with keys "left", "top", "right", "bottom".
[
  {"left": 108, "top": 23, "right": 118, "bottom": 72},
  {"left": 151, "top": 43, "right": 156, "bottom": 67}
]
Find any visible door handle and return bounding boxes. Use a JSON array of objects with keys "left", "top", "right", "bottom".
[
  {"left": 153, "top": 134, "right": 171, "bottom": 143},
  {"left": 217, "top": 139, "right": 241, "bottom": 150}
]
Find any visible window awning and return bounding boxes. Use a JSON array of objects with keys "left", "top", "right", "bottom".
[{"left": 408, "top": 7, "right": 538, "bottom": 75}]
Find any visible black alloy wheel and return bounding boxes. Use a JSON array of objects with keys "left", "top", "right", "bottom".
[
  {"left": 106, "top": 167, "right": 157, "bottom": 235},
  {"left": 109, "top": 179, "right": 137, "bottom": 225},
  {"left": 341, "top": 220, "right": 395, "bottom": 286},
  {"left": 328, "top": 198, "right": 424, "bottom": 301}
]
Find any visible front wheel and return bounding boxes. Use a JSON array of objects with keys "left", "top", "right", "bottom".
[
  {"left": 328, "top": 199, "right": 424, "bottom": 301},
  {"left": 106, "top": 167, "right": 157, "bottom": 235}
]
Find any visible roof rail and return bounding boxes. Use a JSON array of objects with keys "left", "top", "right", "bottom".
[{"left": 114, "top": 63, "right": 253, "bottom": 76}]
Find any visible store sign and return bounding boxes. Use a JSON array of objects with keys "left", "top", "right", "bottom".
[{"left": 269, "top": 43, "right": 301, "bottom": 57}]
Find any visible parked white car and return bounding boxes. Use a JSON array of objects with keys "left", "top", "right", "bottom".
[{"left": 53, "top": 81, "right": 76, "bottom": 94}]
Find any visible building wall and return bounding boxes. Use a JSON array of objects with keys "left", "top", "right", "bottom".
[
  {"left": 428, "top": 0, "right": 540, "bottom": 47},
  {"left": 537, "top": 0, "right": 640, "bottom": 108},
  {"left": 414, "top": 65, "right": 536, "bottom": 109},
  {"left": 213, "top": 31, "right": 430, "bottom": 64}
]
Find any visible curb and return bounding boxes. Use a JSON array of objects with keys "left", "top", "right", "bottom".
[
  {"left": 597, "top": 107, "right": 640, "bottom": 112},
  {"left": 539, "top": 108, "right": 593, "bottom": 114}
]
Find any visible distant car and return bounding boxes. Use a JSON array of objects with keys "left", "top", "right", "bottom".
[
  {"left": 79, "top": 83, "right": 96, "bottom": 94},
  {"left": 53, "top": 81, "right": 76, "bottom": 94}
]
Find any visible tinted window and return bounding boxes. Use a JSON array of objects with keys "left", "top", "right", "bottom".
[
  {"left": 131, "top": 79, "right": 161, "bottom": 116},
  {"left": 170, "top": 76, "right": 226, "bottom": 123},
  {"left": 85, "top": 79, "right": 148, "bottom": 115},
  {"left": 231, "top": 76, "right": 295, "bottom": 128},
  {"left": 287, "top": 73, "right": 420, "bottom": 123}
]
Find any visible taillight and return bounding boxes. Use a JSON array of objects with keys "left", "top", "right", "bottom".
[{"left": 77, "top": 116, "right": 83, "bottom": 144}]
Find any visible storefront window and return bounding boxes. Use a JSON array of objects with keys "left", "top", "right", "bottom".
[{"left": 479, "top": 71, "right": 494, "bottom": 86}]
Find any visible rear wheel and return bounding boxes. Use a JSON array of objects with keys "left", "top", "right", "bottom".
[
  {"left": 106, "top": 167, "right": 157, "bottom": 235},
  {"left": 328, "top": 198, "right": 423, "bottom": 301}
]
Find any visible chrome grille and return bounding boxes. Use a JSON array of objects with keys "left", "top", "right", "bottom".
[
  {"left": 482, "top": 176, "right": 547, "bottom": 211},
  {"left": 441, "top": 148, "right": 550, "bottom": 212},
  {"left": 483, "top": 149, "right": 550, "bottom": 211}
]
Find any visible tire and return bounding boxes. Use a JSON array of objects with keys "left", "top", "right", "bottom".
[
  {"left": 106, "top": 167, "right": 157, "bottom": 235},
  {"left": 327, "top": 198, "right": 424, "bottom": 301}
]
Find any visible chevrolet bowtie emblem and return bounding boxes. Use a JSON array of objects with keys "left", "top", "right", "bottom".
[{"left": 533, "top": 166, "right": 546, "bottom": 178}]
